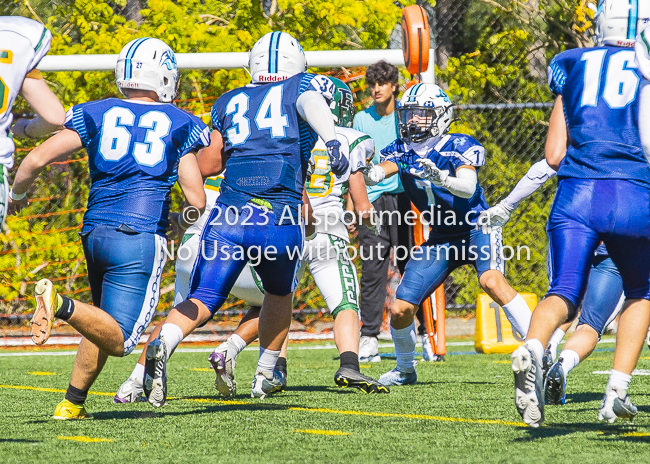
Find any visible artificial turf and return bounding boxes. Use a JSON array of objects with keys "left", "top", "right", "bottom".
[{"left": 0, "top": 338, "right": 649, "bottom": 463}]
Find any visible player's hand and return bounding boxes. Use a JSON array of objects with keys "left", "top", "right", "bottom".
[
  {"left": 363, "top": 162, "right": 386, "bottom": 186},
  {"left": 305, "top": 223, "right": 317, "bottom": 241},
  {"left": 11, "top": 119, "right": 30, "bottom": 139},
  {"left": 326, "top": 140, "right": 349, "bottom": 177},
  {"left": 7, "top": 195, "right": 29, "bottom": 215},
  {"left": 476, "top": 201, "right": 513, "bottom": 234},
  {"left": 415, "top": 158, "right": 449, "bottom": 186}
]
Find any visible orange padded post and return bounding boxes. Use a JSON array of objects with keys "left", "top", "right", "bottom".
[
  {"left": 401, "top": 5, "right": 430, "bottom": 77},
  {"left": 411, "top": 204, "right": 445, "bottom": 360}
]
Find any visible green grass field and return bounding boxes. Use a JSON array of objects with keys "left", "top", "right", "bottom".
[{"left": 1, "top": 339, "right": 649, "bottom": 463}]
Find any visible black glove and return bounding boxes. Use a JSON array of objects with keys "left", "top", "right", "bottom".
[{"left": 326, "top": 140, "right": 349, "bottom": 177}]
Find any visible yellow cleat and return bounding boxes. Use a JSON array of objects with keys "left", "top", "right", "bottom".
[
  {"left": 53, "top": 399, "right": 92, "bottom": 420},
  {"left": 31, "top": 279, "right": 57, "bottom": 345}
]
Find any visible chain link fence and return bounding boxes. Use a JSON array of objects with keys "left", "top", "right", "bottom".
[{"left": 1, "top": 0, "right": 591, "bottom": 322}]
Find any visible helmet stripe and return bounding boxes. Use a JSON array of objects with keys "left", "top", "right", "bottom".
[
  {"left": 269, "top": 31, "right": 281, "bottom": 74},
  {"left": 629, "top": 0, "right": 638, "bottom": 40},
  {"left": 410, "top": 83, "right": 422, "bottom": 96},
  {"left": 124, "top": 37, "right": 148, "bottom": 80}
]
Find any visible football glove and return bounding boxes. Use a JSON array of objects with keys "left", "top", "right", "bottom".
[
  {"left": 363, "top": 162, "right": 386, "bottom": 186},
  {"left": 326, "top": 140, "right": 349, "bottom": 177},
  {"left": 476, "top": 201, "right": 513, "bottom": 234},
  {"left": 414, "top": 158, "right": 449, "bottom": 186}
]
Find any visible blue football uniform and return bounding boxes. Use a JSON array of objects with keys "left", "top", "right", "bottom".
[
  {"left": 188, "top": 73, "right": 335, "bottom": 314},
  {"left": 545, "top": 45, "right": 650, "bottom": 310},
  {"left": 381, "top": 134, "right": 503, "bottom": 306},
  {"left": 65, "top": 98, "right": 210, "bottom": 354}
]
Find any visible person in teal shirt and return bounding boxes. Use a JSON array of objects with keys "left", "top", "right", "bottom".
[{"left": 352, "top": 61, "right": 423, "bottom": 362}]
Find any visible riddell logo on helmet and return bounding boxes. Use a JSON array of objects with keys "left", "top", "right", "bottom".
[
  {"left": 258, "top": 75, "right": 288, "bottom": 82},
  {"left": 119, "top": 81, "right": 142, "bottom": 89}
]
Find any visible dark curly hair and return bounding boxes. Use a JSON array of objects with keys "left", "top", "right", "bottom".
[{"left": 365, "top": 60, "right": 400, "bottom": 96}]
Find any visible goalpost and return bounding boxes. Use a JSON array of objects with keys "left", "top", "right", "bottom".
[{"left": 34, "top": 6, "right": 446, "bottom": 358}]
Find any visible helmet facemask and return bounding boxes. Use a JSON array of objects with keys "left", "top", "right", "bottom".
[{"left": 397, "top": 105, "right": 449, "bottom": 143}]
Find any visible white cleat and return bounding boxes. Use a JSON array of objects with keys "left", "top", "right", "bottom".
[
  {"left": 143, "top": 337, "right": 168, "bottom": 408},
  {"left": 512, "top": 346, "right": 544, "bottom": 427},
  {"left": 598, "top": 388, "right": 637, "bottom": 423},
  {"left": 359, "top": 336, "right": 380, "bottom": 362},
  {"left": 114, "top": 376, "right": 146, "bottom": 404},
  {"left": 251, "top": 369, "right": 285, "bottom": 399},
  {"left": 422, "top": 335, "right": 435, "bottom": 362},
  {"left": 209, "top": 342, "right": 237, "bottom": 399}
]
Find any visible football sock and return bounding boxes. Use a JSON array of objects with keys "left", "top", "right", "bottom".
[
  {"left": 274, "top": 356, "right": 287, "bottom": 376},
  {"left": 339, "top": 351, "right": 360, "bottom": 372},
  {"left": 524, "top": 338, "right": 544, "bottom": 363},
  {"left": 159, "top": 323, "right": 184, "bottom": 360},
  {"left": 65, "top": 384, "right": 88, "bottom": 406},
  {"left": 548, "top": 328, "right": 566, "bottom": 360},
  {"left": 607, "top": 369, "right": 632, "bottom": 398},
  {"left": 54, "top": 295, "right": 75, "bottom": 321},
  {"left": 258, "top": 347, "right": 281, "bottom": 375},
  {"left": 559, "top": 349, "right": 580, "bottom": 377},
  {"left": 502, "top": 294, "right": 531, "bottom": 338},
  {"left": 391, "top": 322, "right": 416, "bottom": 373},
  {"left": 228, "top": 333, "right": 248, "bottom": 357},
  {"left": 129, "top": 362, "right": 145, "bottom": 385}
]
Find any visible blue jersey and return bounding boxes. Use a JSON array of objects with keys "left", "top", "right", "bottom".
[
  {"left": 65, "top": 98, "right": 210, "bottom": 235},
  {"left": 548, "top": 45, "right": 649, "bottom": 185},
  {"left": 381, "top": 134, "right": 489, "bottom": 240},
  {"left": 210, "top": 73, "right": 334, "bottom": 223}
]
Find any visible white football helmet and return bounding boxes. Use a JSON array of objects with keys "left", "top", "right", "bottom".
[
  {"left": 249, "top": 31, "right": 307, "bottom": 83},
  {"left": 115, "top": 38, "right": 180, "bottom": 102},
  {"left": 396, "top": 83, "right": 454, "bottom": 143},
  {"left": 595, "top": 0, "right": 650, "bottom": 48}
]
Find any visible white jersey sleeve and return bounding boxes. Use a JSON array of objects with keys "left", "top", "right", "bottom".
[
  {"left": 501, "top": 159, "right": 557, "bottom": 210},
  {"left": 346, "top": 129, "right": 374, "bottom": 173},
  {"left": 0, "top": 17, "right": 52, "bottom": 168}
]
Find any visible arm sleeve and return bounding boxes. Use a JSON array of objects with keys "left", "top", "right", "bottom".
[
  {"left": 63, "top": 106, "right": 92, "bottom": 147},
  {"left": 547, "top": 55, "right": 567, "bottom": 96},
  {"left": 180, "top": 122, "right": 211, "bottom": 157},
  {"left": 636, "top": 26, "right": 650, "bottom": 80},
  {"left": 500, "top": 159, "right": 557, "bottom": 210},
  {"left": 28, "top": 26, "right": 52, "bottom": 71},
  {"left": 348, "top": 134, "right": 373, "bottom": 173},
  {"left": 296, "top": 91, "right": 336, "bottom": 143},
  {"left": 441, "top": 167, "right": 477, "bottom": 199}
]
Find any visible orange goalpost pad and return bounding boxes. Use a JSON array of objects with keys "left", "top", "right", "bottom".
[{"left": 401, "top": 4, "right": 430, "bottom": 76}]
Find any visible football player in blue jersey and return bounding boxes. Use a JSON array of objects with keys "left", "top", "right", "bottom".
[
  {"left": 479, "top": 159, "right": 625, "bottom": 406},
  {"left": 509, "top": 0, "right": 650, "bottom": 427},
  {"left": 7, "top": 38, "right": 209, "bottom": 419},
  {"left": 140, "top": 31, "right": 348, "bottom": 406},
  {"left": 363, "top": 83, "right": 534, "bottom": 386}
]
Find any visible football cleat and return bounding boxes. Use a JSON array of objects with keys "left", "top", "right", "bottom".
[
  {"left": 542, "top": 349, "right": 554, "bottom": 383},
  {"left": 334, "top": 367, "right": 390, "bottom": 394},
  {"left": 378, "top": 367, "right": 417, "bottom": 386},
  {"left": 251, "top": 369, "right": 285, "bottom": 399},
  {"left": 512, "top": 345, "right": 544, "bottom": 427},
  {"left": 53, "top": 399, "right": 91, "bottom": 420},
  {"left": 422, "top": 335, "right": 435, "bottom": 362},
  {"left": 113, "top": 376, "right": 146, "bottom": 404},
  {"left": 209, "top": 346, "right": 236, "bottom": 399},
  {"left": 143, "top": 337, "right": 168, "bottom": 408},
  {"left": 598, "top": 388, "right": 638, "bottom": 423},
  {"left": 359, "top": 336, "right": 381, "bottom": 363},
  {"left": 544, "top": 358, "right": 566, "bottom": 405},
  {"left": 31, "top": 279, "right": 58, "bottom": 345}
]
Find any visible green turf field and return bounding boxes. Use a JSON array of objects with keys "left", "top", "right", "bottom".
[{"left": 1, "top": 339, "right": 649, "bottom": 463}]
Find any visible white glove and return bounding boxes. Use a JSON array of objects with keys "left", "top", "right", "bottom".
[
  {"left": 476, "top": 201, "right": 514, "bottom": 234},
  {"left": 363, "top": 162, "right": 385, "bottom": 186},
  {"left": 413, "top": 158, "right": 449, "bottom": 187}
]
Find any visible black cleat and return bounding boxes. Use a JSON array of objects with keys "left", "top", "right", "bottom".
[
  {"left": 544, "top": 358, "right": 566, "bottom": 405},
  {"left": 542, "top": 349, "right": 554, "bottom": 384},
  {"left": 334, "top": 367, "right": 390, "bottom": 394}
]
